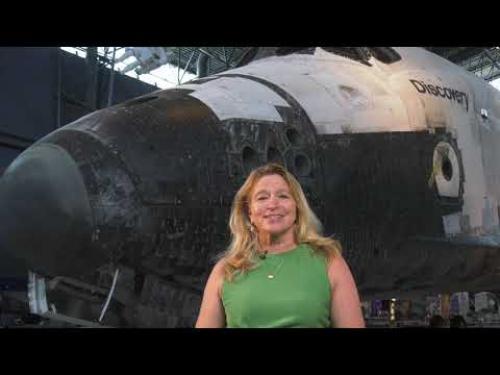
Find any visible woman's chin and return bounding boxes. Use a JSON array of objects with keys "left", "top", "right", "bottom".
[{"left": 262, "top": 226, "right": 293, "bottom": 237}]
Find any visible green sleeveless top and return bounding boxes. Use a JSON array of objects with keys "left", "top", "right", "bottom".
[{"left": 222, "top": 244, "right": 332, "bottom": 328}]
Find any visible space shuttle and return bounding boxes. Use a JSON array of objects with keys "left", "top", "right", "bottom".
[{"left": 2, "top": 47, "right": 500, "bottom": 327}]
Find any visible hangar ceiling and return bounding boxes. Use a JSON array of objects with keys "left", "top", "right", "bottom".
[
  {"left": 95, "top": 47, "right": 500, "bottom": 83},
  {"left": 425, "top": 47, "right": 500, "bottom": 81}
]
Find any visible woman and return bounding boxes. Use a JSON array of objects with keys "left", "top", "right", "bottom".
[{"left": 196, "top": 163, "right": 365, "bottom": 328}]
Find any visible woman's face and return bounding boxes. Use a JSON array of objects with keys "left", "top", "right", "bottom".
[{"left": 248, "top": 174, "right": 297, "bottom": 237}]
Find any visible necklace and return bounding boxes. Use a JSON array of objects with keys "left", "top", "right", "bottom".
[{"left": 263, "top": 257, "right": 285, "bottom": 280}]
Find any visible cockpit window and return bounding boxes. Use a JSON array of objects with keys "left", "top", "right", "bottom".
[
  {"left": 368, "top": 47, "right": 402, "bottom": 64},
  {"left": 320, "top": 47, "right": 401, "bottom": 65},
  {"left": 236, "top": 47, "right": 281, "bottom": 67},
  {"left": 235, "top": 46, "right": 401, "bottom": 68},
  {"left": 320, "top": 47, "right": 372, "bottom": 66},
  {"left": 236, "top": 47, "right": 315, "bottom": 67},
  {"left": 275, "top": 47, "right": 316, "bottom": 56}
]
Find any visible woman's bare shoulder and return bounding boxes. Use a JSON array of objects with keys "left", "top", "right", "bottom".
[
  {"left": 326, "top": 254, "right": 353, "bottom": 285},
  {"left": 208, "top": 258, "right": 227, "bottom": 285},
  {"left": 212, "top": 258, "right": 226, "bottom": 272}
]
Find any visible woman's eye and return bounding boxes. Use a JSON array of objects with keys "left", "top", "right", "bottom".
[{"left": 257, "top": 196, "right": 267, "bottom": 201}]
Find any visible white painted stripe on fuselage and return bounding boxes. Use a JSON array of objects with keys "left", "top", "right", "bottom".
[{"left": 179, "top": 77, "right": 290, "bottom": 122}]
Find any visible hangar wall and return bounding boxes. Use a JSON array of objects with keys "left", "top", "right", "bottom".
[{"left": 0, "top": 47, "right": 158, "bottom": 176}]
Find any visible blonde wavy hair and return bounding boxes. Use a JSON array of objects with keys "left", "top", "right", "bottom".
[{"left": 220, "top": 163, "right": 342, "bottom": 281}]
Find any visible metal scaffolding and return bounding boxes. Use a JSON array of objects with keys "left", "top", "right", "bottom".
[{"left": 68, "top": 47, "right": 500, "bottom": 87}]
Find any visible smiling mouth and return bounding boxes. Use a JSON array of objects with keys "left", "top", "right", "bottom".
[{"left": 264, "top": 215, "right": 284, "bottom": 219}]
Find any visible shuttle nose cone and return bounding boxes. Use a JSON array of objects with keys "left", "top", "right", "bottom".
[{"left": 0, "top": 143, "right": 97, "bottom": 276}]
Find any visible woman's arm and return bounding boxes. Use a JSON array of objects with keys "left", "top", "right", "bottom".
[
  {"left": 328, "top": 255, "right": 365, "bottom": 328},
  {"left": 195, "top": 260, "right": 226, "bottom": 328}
]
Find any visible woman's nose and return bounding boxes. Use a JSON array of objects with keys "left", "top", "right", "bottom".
[{"left": 266, "top": 196, "right": 279, "bottom": 208}]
